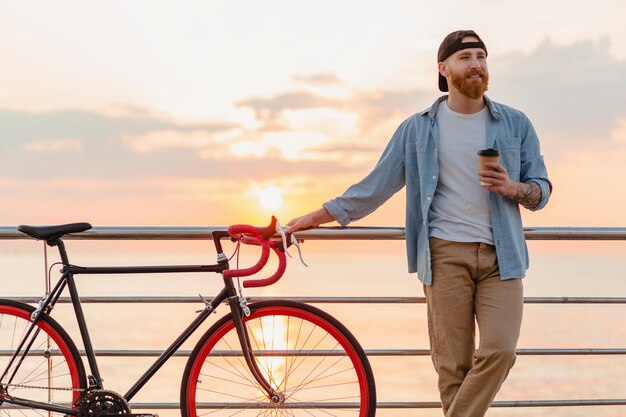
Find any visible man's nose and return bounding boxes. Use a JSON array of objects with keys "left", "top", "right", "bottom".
[{"left": 469, "top": 57, "right": 481, "bottom": 69}]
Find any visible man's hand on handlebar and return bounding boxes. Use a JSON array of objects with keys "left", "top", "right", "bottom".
[{"left": 287, "top": 207, "right": 334, "bottom": 233}]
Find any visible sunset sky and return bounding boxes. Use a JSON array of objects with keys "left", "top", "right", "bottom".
[{"left": 2, "top": 1, "right": 625, "bottom": 229}]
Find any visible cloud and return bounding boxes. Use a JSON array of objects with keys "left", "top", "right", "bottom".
[
  {"left": 22, "top": 138, "right": 83, "bottom": 153},
  {"left": 292, "top": 73, "right": 344, "bottom": 84},
  {"left": 236, "top": 37, "right": 626, "bottom": 148},
  {"left": 351, "top": 89, "right": 435, "bottom": 129},
  {"left": 1, "top": 137, "right": 368, "bottom": 182},
  {"left": 492, "top": 36, "right": 626, "bottom": 145},
  {"left": 0, "top": 102, "right": 376, "bottom": 190},
  {"left": 120, "top": 130, "right": 227, "bottom": 153},
  {"left": 231, "top": 88, "right": 432, "bottom": 171},
  {"left": 0, "top": 108, "right": 237, "bottom": 147},
  {"left": 235, "top": 87, "right": 435, "bottom": 137},
  {"left": 0, "top": 106, "right": 249, "bottom": 181},
  {"left": 236, "top": 92, "right": 341, "bottom": 125},
  {"left": 230, "top": 131, "right": 327, "bottom": 160}
]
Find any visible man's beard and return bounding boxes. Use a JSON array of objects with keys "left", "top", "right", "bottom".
[{"left": 450, "top": 68, "right": 489, "bottom": 99}]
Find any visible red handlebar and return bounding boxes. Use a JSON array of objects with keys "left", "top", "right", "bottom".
[{"left": 223, "top": 217, "right": 287, "bottom": 288}]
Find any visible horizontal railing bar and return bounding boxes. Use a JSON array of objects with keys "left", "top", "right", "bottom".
[
  {"left": 524, "top": 297, "right": 626, "bottom": 304},
  {"left": 1, "top": 226, "right": 626, "bottom": 240},
  {"left": 8, "top": 296, "right": 626, "bottom": 304},
  {"left": 516, "top": 348, "right": 626, "bottom": 355},
  {"left": 5, "top": 348, "right": 626, "bottom": 358},
  {"left": 118, "top": 398, "right": 626, "bottom": 409},
  {"left": 5, "top": 399, "right": 625, "bottom": 410},
  {"left": 383, "top": 399, "right": 626, "bottom": 408},
  {"left": 7, "top": 296, "right": 426, "bottom": 304}
]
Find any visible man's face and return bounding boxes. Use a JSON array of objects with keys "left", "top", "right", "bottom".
[{"left": 441, "top": 36, "right": 489, "bottom": 99}]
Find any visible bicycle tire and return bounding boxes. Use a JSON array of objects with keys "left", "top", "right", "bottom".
[
  {"left": 181, "top": 300, "right": 376, "bottom": 417},
  {"left": 0, "top": 299, "right": 86, "bottom": 416}
]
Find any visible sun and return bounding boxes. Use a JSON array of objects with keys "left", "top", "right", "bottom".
[{"left": 259, "top": 186, "right": 283, "bottom": 210}]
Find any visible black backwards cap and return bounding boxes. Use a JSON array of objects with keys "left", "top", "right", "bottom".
[{"left": 437, "top": 30, "right": 488, "bottom": 92}]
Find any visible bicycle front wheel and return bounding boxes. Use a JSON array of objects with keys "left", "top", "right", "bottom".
[
  {"left": 181, "top": 300, "right": 376, "bottom": 417},
  {"left": 0, "top": 299, "right": 86, "bottom": 417}
]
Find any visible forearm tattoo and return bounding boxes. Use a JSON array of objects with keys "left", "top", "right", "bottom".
[{"left": 512, "top": 181, "right": 542, "bottom": 209}]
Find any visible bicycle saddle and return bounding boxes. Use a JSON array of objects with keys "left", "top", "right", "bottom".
[{"left": 17, "top": 222, "right": 93, "bottom": 241}]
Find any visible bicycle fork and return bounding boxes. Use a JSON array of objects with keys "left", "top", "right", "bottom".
[{"left": 228, "top": 297, "right": 285, "bottom": 405}]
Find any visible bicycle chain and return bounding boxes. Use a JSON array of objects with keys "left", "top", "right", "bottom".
[{"left": 3, "top": 382, "right": 85, "bottom": 392}]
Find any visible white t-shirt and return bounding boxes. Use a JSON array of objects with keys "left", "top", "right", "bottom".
[{"left": 428, "top": 100, "right": 494, "bottom": 245}]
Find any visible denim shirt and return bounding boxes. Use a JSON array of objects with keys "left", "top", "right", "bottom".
[{"left": 323, "top": 95, "right": 552, "bottom": 285}]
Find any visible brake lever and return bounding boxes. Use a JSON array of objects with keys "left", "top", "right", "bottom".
[
  {"left": 275, "top": 220, "right": 293, "bottom": 259},
  {"left": 276, "top": 220, "right": 308, "bottom": 267},
  {"left": 290, "top": 234, "right": 308, "bottom": 267}
]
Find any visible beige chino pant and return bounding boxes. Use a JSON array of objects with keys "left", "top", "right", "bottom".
[{"left": 424, "top": 237, "right": 524, "bottom": 417}]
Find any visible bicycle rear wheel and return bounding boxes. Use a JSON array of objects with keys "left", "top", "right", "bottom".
[
  {"left": 181, "top": 300, "right": 376, "bottom": 417},
  {"left": 0, "top": 299, "right": 86, "bottom": 416}
]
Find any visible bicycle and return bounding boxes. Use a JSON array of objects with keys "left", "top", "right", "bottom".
[{"left": 0, "top": 217, "right": 376, "bottom": 417}]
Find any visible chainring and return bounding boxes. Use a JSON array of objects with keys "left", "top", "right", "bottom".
[{"left": 78, "top": 389, "right": 131, "bottom": 417}]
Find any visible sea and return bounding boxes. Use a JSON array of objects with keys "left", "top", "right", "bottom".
[{"left": 1, "top": 237, "right": 626, "bottom": 417}]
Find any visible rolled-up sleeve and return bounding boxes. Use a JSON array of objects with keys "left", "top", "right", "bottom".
[
  {"left": 528, "top": 176, "right": 552, "bottom": 211},
  {"left": 520, "top": 114, "right": 552, "bottom": 211}
]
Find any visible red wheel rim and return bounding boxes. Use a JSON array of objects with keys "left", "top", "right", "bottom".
[{"left": 186, "top": 305, "right": 370, "bottom": 416}]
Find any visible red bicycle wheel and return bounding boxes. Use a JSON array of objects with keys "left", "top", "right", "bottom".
[
  {"left": 0, "top": 299, "right": 86, "bottom": 416},
  {"left": 181, "top": 300, "right": 376, "bottom": 417}
]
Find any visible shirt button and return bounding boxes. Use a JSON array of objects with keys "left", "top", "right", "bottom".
[
  {"left": 427, "top": 197, "right": 431, "bottom": 201},
  {"left": 432, "top": 176, "right": 437, "bottom": 180}
]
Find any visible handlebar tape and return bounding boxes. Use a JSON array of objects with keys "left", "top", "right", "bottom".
[
  {"left": 223, "top": 218, "right": 287, "bottom": 288},
  {"left": 243, "top": 243, "right": 286, "bottom": 288}
]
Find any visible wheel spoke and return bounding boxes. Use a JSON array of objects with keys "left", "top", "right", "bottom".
[
  {"left": 0, "top": 301, "right": 84, "bottom": 417},
  {"left": 183, "top": 302, "right": 373, "bottom": 417}
]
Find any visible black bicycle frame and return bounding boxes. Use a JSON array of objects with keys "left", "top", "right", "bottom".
[{"left": 1, "top": 231, "right": 282, "bottom": 415}]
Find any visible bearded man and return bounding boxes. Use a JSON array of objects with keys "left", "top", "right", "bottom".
[{"left": 288, "top": 30, "right": 552, "bottom": 417}]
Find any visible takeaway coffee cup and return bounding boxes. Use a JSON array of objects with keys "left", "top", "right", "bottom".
[{"left": 477, "top": 148, "right": 500, "bottom": 186}]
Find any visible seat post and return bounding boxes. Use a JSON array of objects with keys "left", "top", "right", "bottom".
[{"left": 48, "top": 239, "right": 70, "bottom": 265}]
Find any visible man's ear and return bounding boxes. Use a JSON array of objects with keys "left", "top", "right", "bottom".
[{"left": 438, "top": 62, "right": 448, "bottom": 77}]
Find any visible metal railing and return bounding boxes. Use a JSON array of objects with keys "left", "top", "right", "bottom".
[{"left": 1, "top": 225, "right": 626, "bottom": 412}]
